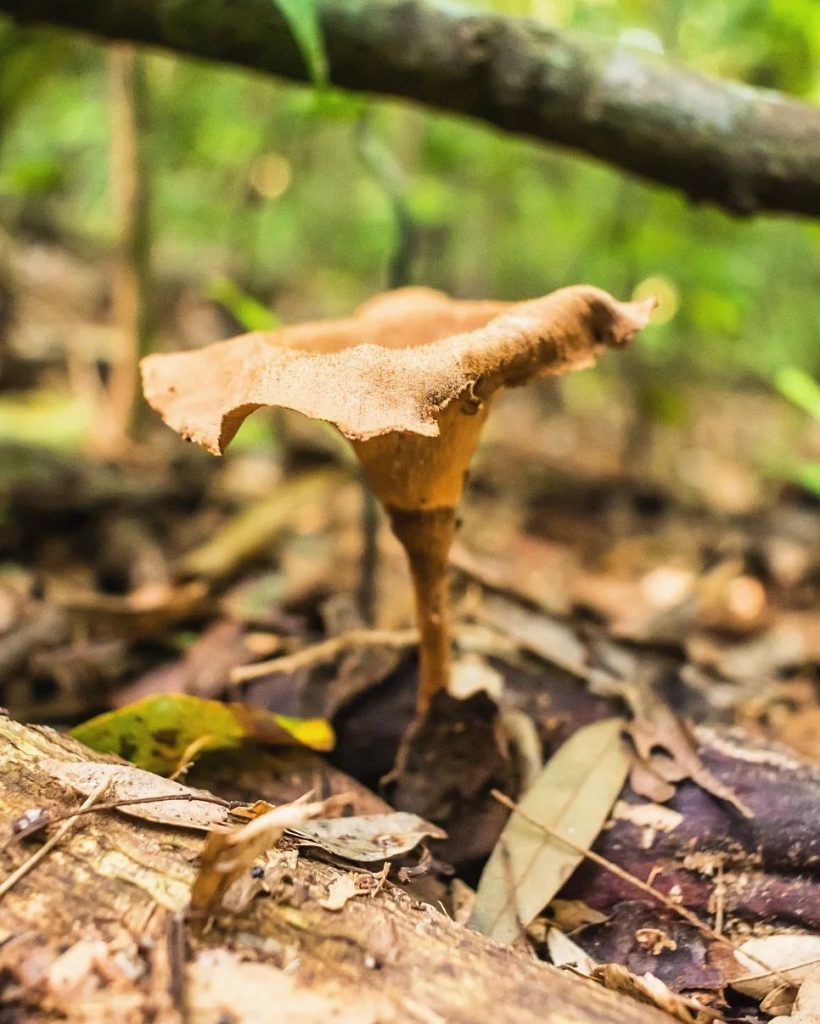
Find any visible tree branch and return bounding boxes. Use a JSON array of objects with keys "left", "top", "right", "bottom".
[{"left": 1, "top": 0, "right": 819, "bottom": 217}]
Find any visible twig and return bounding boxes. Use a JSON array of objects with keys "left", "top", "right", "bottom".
[
  {"left": 3, "top": 791, "right": 233, "bottom": 850},
  {"left": 734, "top": 955, "right": 820, "bottom": 988},
  {"left": 168, "top": 734, "right": 214, "bottom": 781},
  {"left": 490, "top": 789, "right": 789, "bottom": 983},
  {"left": 0, "top": 777, "right": 109, "bottom": 902},
  {"left": 230, "top": 627, "right": 418, "bottom": 683},
  {"left": 165, "top": 910, "right": 188, "bottom": 1020}
]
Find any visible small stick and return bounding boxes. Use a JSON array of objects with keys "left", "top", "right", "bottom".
[
  {"left": 490, "top": 789, "right": 788, "bottom": 983},
  {"left": 168, "top": 734, "right": 214, "bottom": 781},
  {"left": 165, "top": 910, "right": 188, "bottom": 1020},
  {"left": 0, "top": 777, "right": 109, "bottom": 902},
  {"left": 230, "top": 627, "right": 418, "bottom": 684}
]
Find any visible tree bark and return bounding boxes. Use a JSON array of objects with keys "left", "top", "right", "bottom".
[
  {"left": 0, "top": 0, "right": 818, "bottom": 217},
  {"left": 0, "top": 711, "right": 669, "bottom": 1024},
  {"left": 105, "top": 43, "right": 154, "bottom": 449}
]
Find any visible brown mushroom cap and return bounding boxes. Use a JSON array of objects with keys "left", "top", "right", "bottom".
[{"left": 141, "top": 285, "right": 653, "bottom": 461}]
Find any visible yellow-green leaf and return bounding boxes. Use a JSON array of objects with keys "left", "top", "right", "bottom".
[
  {"left": 469, "top": 717, "right": 629, "bottom": 945},
  {"left": 71, "top": 694, "right": 334, "bottom": 776}
]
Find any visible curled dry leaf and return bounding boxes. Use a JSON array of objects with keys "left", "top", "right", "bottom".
[
  {"left": 143, "top": 285, "right": 653, "bottom": 713},
  {"left": 590, "top": 964, "right": 719, "bottom": 1024},
  {"left": 288, "top": 811, "right": 446, "bottom": 863},
  {"left": 469, "top": 718, "right": 630, "bottom": 944},
  {"left": 547, "top": 928, "right": 718, "bottom": 1024},
  {"left": 547, "top": 898, "right": 608, "bottom": 932},
  {"left": 476, "top": 593, "right": 589, "bottom": 678},
  {"left": 625, "top": 676, "right": 753, "bottom": 817},
  {"left": 611, "top": 799, "right": 683, "bottom": 834},
  {"left": 39, "top": 759, "right": 231, "bottom": 831},
  {"left": 769, "top": 966, "right": 820, "bottom": 1024},
  {"left": 190, "top": 794, "right": 348, "bottom": 916}
]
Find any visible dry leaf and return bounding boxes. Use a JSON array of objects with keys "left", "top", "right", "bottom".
[
  {"left": 591, "top": 964, "right": 718, "bottom": 1023},
  {"left": 628, "top": 756, "right": 678, "bottom": 803},
  {"left": 626, "top": 678, "right": 752, "bottom": 817},
  {"left": 288, "top": 811, "right": 446, "bottom": 863},
  {"left": 469, "top": 718, "right": 629, "bottom": 944},
  {"left": 190, "top": 794, "right": 346, "bottom": 915},
  {"left": 732, "top": 935, "right": 820, "bottom": 999},
  {"left": 770, "top": 966, "right": 820, "bottom": 1024},
  {"left": 180, "top": 467, "right": 343, "bottom": 580},
  {"left": 546, "top": 927, "right": 597, "bottom": 974},
  {"left": 610, "top": 797, "right": 684, "bottom": 852},
  {"left": 476, "top": 593, "right": 588, "bottom": 678},
  {"left": 319, "top": 873, "right": 362, "bottom": 911},
  {"left": 612, "top": 799, "right": 683, "bottom": 833},
  {"left": 40, "top": 759, "right": 231, "bottom": 831},
  {"left": 547, "top": 898, "right": 608, "bottom": 932},
  {"left": 54, "top": 580, "right": 208, "bottom": 637},
  {"left": 763, "top": 983, "right": 800, "bottom": 1018}
]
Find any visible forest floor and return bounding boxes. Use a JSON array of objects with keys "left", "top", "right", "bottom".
[{"left": 0, "top": 232, "right": 819, "bottom": 1023}]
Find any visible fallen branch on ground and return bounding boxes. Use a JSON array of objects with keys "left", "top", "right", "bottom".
[{"left": 0, "top": 710, "right": 670, "bottom": 1024}]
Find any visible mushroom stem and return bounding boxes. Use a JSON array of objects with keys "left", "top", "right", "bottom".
[{"left": 388, "top": 506, "right": 457, "bottom": 715}]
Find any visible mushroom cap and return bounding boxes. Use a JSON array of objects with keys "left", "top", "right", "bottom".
[{"left": 141, "top": 285, "right": 654, "bottom": 455}]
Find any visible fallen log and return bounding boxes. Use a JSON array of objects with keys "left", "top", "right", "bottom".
[{"left": 0, "top": 711, "right": 668, "bottom": 1024}]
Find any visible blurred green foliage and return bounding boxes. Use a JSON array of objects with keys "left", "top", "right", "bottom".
[
  {"left": 774, "top": 366, "right": 820, "bottom": 495},
  {"left": 775, "top": 367, "right": 820, "bottom": 421},
  {"left": 273, "top": 0, "right": 328, "bottom": 85},
  {"left": 0, "top": 0, "right": 818, "bottom": 392}
]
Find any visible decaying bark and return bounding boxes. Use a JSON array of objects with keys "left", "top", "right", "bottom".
[
  {"left": 0, "top": 711, "right": 670, "bottom": 1024},
  {"left": 1, "top": 0, "right": 819, "bottom": 217},
  {"left": 569, "top": 727, "right": 820, "bottom": 928}
]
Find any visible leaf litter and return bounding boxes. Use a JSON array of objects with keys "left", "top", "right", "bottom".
[
  {"left": 546, "top": 928, "right": 719, "bottom": 1023},
  {"left": 2, "top": 274, "right": 819, "bottom": 1024},
  {"left": 469, "top": 718, "right": 630, "bottom": 943},
  {"left": 190, "top": 793, "right": 348, "bottom": 916}
]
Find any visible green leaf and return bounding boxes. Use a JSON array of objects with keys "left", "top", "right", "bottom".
[
  {"left": 775, "top": 367, "right": 820, "bottom": 421},
  {"left": 792, "top": 462, "right": 820, "bottom": 496},
  {"left": 72, "top": 694, "right": 334, "bottom": 776},
  {"left": 209, "top": 276, "right": 279, "bottom": 333},
  {"left": 274, "top": 0, "right": 328, "bottom": 86},
  {"left": 469, "top": 718, "right": 629, "bottom": 945}
]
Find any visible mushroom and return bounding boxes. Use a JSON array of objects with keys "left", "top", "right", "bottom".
[{"left": 142, "top": 286, "right": 654, "bottom": 714}]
